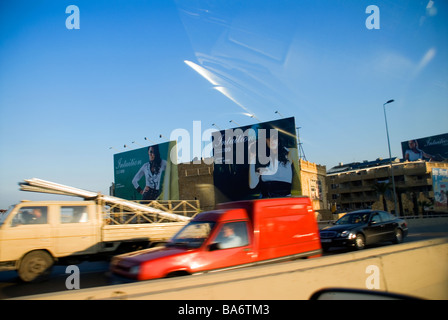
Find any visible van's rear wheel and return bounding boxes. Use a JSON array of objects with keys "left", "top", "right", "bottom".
[{"left": 18, "top": 250, "right": 54, "bottom": 282}]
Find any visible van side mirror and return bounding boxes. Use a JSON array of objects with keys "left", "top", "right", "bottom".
[{"left": 208, "top": 243, "right": 221, "bottom": 251}]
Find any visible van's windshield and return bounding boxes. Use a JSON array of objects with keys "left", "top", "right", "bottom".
[
  {"left": 168, "top": 221, "right": 215, "bottom": 249},
  {"left": 0, "top": 205, "right": 15, "bottom": 226}
]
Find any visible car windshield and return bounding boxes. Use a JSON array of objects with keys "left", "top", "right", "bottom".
[
  {"left": 335, "top": 212, "right": 370, "bottom": 225},
  {"left": 168, "top": 221, "right": 215, "bottom": 249},
  {"left": 0, "top": 205, "right": 15, "bottom": 226}
]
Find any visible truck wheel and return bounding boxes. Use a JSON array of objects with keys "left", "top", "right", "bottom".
[{"left": 18, "top": 250, "right": 54, "bottom": 282}]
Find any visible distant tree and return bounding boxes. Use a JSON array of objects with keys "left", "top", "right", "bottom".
[{"left": 372, "top": 182, "right": 392, "bottom": 212}]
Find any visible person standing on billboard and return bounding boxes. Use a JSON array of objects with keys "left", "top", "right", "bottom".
[{"left": 132, "top": 145, "right": 167, "bottom": 200}]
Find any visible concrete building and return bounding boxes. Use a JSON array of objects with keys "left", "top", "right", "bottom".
[
  {"left": 298, "top": 160, "right": 330, "bottom": 220},
  {"left": 178, "top": 159, "right": 215, "bottom": 211},
  {"left": 327, "top": 158, "right": 448, "bottom": 216}
]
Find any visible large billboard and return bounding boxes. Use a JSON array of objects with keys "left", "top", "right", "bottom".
[
  {"left": 401, "top": 133, "right": 448, "bottom": 162},
  {"left": 432, "top": 168, "right": 448, "bottom": 212},
  {"left": 113, "top": 141, "right": 179, "bottom": 200},
  {"left": 212, "top": 117, "right": 301, "bottom": 202}
]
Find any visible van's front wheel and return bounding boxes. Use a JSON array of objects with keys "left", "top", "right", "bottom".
[{"left": 18, "top": 250, "right": 54, "bottom": 282}]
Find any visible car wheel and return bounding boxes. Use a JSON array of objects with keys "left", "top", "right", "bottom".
[
  {"left": 393, "top": 228, "right": 403, "bottom": 244},
  {"left": 18, "top": 250, "right": 54, "bottom": 282},
  {"left": 354, "top": 233, "right": 366, "bottom": 250}
]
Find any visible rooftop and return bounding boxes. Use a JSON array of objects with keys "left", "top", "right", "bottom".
[{"left": 327, "top": 157, "right": 400, "bottom": 175}]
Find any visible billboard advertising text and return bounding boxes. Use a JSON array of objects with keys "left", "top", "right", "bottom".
[
  {"left": 212, "top": 117, "right": 301, "bottom": 202},
  {"left": 114, "top": 141, "right": 179, "bottom": 201}
]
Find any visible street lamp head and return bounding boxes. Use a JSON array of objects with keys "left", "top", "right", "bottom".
[
  {"left": 274, "top": 110, "right": 284, "bottom": 118},
  {"left": 384, "top": 99, "right": 395, "bottom": 105}
]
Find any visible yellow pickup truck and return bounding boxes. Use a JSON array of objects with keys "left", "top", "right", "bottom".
[{"left": 0, "top": 200, "right": 188, "bottom": 282}]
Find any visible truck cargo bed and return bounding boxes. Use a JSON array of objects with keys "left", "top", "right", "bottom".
[{"left": 102, "top": 222, "right": 186, "bottom": 243}]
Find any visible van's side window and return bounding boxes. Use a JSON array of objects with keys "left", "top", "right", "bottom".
[
  {"left": 60, "top": 206, "right": 89, "bottom": 223},
  {"left": 11, "top": 206, "right": 48, "bottom": 226},
  {"left": 215, "top": 221, "right": 249, "bottom": 249}
]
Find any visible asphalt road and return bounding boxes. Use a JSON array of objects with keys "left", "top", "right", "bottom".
[{"left": 1, "top": 221, "right": 447, "bottom": 299}]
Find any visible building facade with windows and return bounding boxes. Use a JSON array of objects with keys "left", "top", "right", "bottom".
[{"left": 327, "top": 159, "right": 448, "bottom": 216}]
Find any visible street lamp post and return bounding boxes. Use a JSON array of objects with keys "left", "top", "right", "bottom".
[
  {"left": 248, "top": 114, "right": 261, "bottom": 122},
  {"left": 383, "top": 99, "right": 399, "bottom": 215},
  {"left": 144, "top": 137, "right": 156, "bottom": 144},
  {"left": 274, "top": 110, "right": 284, "bottom": 118}
]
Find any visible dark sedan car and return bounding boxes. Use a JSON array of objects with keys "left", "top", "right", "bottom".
[{"left": 320, "top": 210, "right": 408, "bottom": 251}]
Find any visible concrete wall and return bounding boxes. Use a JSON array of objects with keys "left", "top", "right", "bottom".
[
  {"left": 20, "top": 237, "right": 448, "bottom": 300},
  {"left": 178, "top": 160, "right": 215, "bottom": 211}
]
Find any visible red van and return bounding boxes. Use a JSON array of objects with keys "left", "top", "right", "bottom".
[{"left": 110, "top": 197, "right": 322, "bottom": 281}]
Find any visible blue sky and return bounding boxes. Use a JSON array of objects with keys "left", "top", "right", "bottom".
[{"left": 0, "top": 0, "right": 447, "bottom": 208}]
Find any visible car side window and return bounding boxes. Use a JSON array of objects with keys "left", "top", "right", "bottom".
[
  {"left": 214, "top": 221, "right": 249, "bottom": 249},
  {"left": 370, "top": 212, "right": 382, "bottom": 224},
  {"left": 379, "top": 211, "right": 392, "bottom": 222}
]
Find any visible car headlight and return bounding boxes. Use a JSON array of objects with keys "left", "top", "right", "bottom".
[
  {"left": 340, "top": 230, "right": 356, "bottom": 239},
  {"left": 340, "top": 230, "right": 349, "bottom": 237}
]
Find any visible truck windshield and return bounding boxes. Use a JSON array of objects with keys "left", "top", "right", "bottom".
[
  {"left": 168, "top": 221, "right": 215, "bottom": 249},
  {"left": 0, "top": 205, "right": 15, "bottom": 226}
]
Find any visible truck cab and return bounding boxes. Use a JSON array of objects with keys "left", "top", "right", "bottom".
[
  {"left": 0, "top": 201, "right": 99, "bottom": 281},
  {"left": 111, "top": 197, "right": 322, "bottom": 281},
  {"left": 0, "top": 196, "right": 189, "bottom": 282}
]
